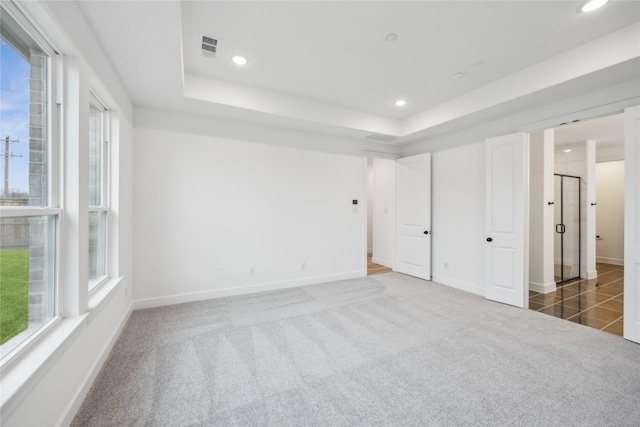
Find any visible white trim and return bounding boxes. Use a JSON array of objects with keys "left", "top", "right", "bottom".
[
  {"left": 596, "top": 257, "right": 624, "bottom": 266},
  {"left": 87, "top": 276, "right": 122, "bottom": 310},
  {"left": 529, "top": 281, "right": 557, "bottom": 294},
  {"left": 520, "top": 99, "right": 639, "bottom": 134},
  {"left": 0, "top": 278, "right": 129, "bottom": 424},
  {"left": 372, "top": 256, "right": 393, "bottom": 269},
  {"left": 88, "top": 206, "right": 108, "bottom": 213},
  {"left": 57, "top": 301, "right": 132, "bottom": 427},
  {"left": 362, "top": 157, "right": 369, "bottom": 282},
  {"left": 432, "top": 275, "right": 484, "bottom": 297},
  {"left": 363, "top": 150, "right": 401, "bottom": 160},
  {"left": 133, "top": 271, "right": 364, "bottom": 310},
  {"left": 0, "top": 317, "right": 60, "bottom": 370},
  {"left": 623, "top": 105, "right": 640, "bottom": 343},
  {"left": 0, "top": 0, "right": 59, "bottom": 57},
  {"left": 0, "top": 315, "right": 85, "bottom": 419},
  {"left": 0, "top": 208, "right": 61, "bottom": 218},
  {"left": 586, "top": 269, "right": 598, "bottom": 279}
]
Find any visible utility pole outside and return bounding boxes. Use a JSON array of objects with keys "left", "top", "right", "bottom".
[{"left": 2, "top": 135, "right": 23, "bottom": 198}]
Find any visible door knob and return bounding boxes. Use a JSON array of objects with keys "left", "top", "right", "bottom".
[
  {"left": 486, "top": 237, "right": 493, "bottom": 242},
  {"left": 424, "top": 231, "right": 430, "bottom": 235}
]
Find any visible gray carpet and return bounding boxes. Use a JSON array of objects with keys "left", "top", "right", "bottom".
[{"left": 72, "top": 273, "right": 640, "bottom": 426}]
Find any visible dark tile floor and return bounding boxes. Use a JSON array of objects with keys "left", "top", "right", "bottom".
[{"left": 529, "top": 263, "right": 624, "bottom": 336}]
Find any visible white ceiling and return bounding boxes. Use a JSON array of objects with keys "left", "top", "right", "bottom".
[
  {"left": 555, "top": 113, "right": 624, "bottom": 147},
  {"left": 75, "top": 1, "right": 640, "bottom": 144},
  {"left": 552, "top": 112, "right": 625, "bottom": 162}
]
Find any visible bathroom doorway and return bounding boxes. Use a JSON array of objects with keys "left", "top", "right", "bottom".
[{"left": 528, "top": 113, "right": 625, "bottom": 336}]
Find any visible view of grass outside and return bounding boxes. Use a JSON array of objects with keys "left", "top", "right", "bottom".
[
  {"left": 2, "top": 9, "right": 53, "bottom": 351},
  {"left": 0, "top": 249, "right": 29, "bottom": 345}
]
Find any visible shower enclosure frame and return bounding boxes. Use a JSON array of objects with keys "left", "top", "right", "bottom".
[{"left": 555, "top": 173, "right": 581, "bottom": 284}]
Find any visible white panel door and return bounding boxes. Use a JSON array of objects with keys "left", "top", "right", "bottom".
[
  {"left": 486, "top": 133, "right": 529, "bottom": 307},
  {"left": 395, "top": 153, "right": 431, "bottom": 280},
  {"left": 624, "top": 105, "right": 640, "bottom": 344}
]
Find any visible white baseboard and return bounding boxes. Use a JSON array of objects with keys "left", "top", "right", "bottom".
[
  {"left": 59, "top": 300, "right": 133, "bottom": 427},
  {"left": 586, "top": 269, "right": 598, "bottom": 279},
  {"left": 133, "top": 271, "right": 364, "bottom": 310},
  {"left": 529, "top": 281, "right": 557, "bottom": 294},
  {"left": 596, "top": 256, "right": 624, "bottom": 266},
  {"left": 372, "top": 257, "right": 393, "bottom": 269},
  {"left": 431, "top": 275, "right": 484, "bottom": 297},
  {"left": 367, "top": 248, "right": 373, "bottom": 254}
]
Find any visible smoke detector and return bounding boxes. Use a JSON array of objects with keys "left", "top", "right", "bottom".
[{"left": 200, "top": 34, "right": 218, "bottom": 58}]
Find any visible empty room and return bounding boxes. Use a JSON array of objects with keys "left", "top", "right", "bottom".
[{"left": 0, "top": 1, "right": 639, "bottom": 426}]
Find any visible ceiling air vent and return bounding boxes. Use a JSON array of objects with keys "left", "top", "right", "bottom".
[
  {"left": 200, "top": 34, "right": 218, "bottom": 58},
  {"left": 365, "top": 133, "right": 397, "bottom": 143}
]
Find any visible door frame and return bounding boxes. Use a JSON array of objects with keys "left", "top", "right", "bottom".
[
  {"left": 524, "top": 104, "right": 638, "bottom": 342},
  {"left": 624, "top": 105, "right": 640, "bottom": 343},
  {"left": 362, "top": 152, "right": 400, "bottom": 276}
]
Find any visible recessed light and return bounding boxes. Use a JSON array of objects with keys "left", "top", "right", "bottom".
[
  {"left": 563, "top": 149, "right": 572, "bottom": 153},
  {"left": 395, "top": 99, "right": 407, "bottom": 107},
  {"left": 451, "top": 72, "right": 465, "bottom": 80},
  {"left": 385, "top": 33, "right": 398, "bottom": 42},
  {"left": 232, "top": 55, "right": 248, "bottom": 65},
  {"left": 582, "top": 0, "right": 608, "bottom": 12}
]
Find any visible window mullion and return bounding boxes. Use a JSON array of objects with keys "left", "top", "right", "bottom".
[{"left": 0, "top": 207, "right": 61, "bottom": 218}]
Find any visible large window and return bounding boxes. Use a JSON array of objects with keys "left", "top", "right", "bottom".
[
  {"left": 0, "top": 5, "right": 57, "bottom": 357},
  {"left": 88, "top": 98, "right": 108, "bottom": 289}
]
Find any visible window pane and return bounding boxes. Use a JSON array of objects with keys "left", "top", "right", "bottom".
[
  {"left": 88, "top": 210, "right": 106, "bottom": 288},
  {"left": 0, "top": 7, "right": 48, "bottom": 206},
  {"left": 0, "top": 215, "right": 56, "bottom": 357},
  {"left": 89, "top": 102, "right": 103, "bottom": 207}
]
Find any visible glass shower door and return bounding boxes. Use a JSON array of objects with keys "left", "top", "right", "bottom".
[{"left": 554, "top": 174, "right": 581, "bottom": 283}]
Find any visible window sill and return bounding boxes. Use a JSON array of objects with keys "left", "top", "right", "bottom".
[
  {"left": 1, "top": 276, "right": 124, "bottom": 419},
  {"left": 0, "top": 315, "right": 87, "bottom": 417},
  {"left": 88, "top": 276, "right": 123, "bottom": 313}
]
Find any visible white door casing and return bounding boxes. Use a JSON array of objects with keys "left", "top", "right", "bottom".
[
  {"left": 395, "top": 153, "right": 431, "bottom": 280},
  {"left": 624, "top": 105, "right": 640, "bottom": 344},
  {"left": 485, "top": 133, "right": 529, "bottom": 308}
]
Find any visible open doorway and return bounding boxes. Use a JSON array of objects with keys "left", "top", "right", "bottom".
[
  {"left": 366, "top": 157, "right": 394, "bottom": 276},
  {"left": 528, "top": 113, "right": 625, "bottom": 336}
]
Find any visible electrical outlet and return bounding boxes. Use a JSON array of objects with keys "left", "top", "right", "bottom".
[{"left": 250, "top": 266, "right": 256, "bottom": 275}]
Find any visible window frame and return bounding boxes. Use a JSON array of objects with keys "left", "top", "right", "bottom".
[
  {"left": 0, "top": 1, "right": 61, "bottom": 364},
  {"left": 87, "top": 93, "right": 110, "bottom": 291}
]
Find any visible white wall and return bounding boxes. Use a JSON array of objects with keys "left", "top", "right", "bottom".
[
  {"left": 372, "top": 158, "right": 395, "bottom": 268},
  {"left": 529, "top": 130, "right": 556, "bottom": 293},
  {"left": 597, "top": 144, "right": 625, "bottom": 163},
  {"left": 133, "top": 119, "right": 366, "bottom": 307},
  {"left": 530, "top": 132, "right": 545, "bottom": 286},
  {"left": 431, "top": 142, "right": 485, "bottom": 295},
  {"left": 596, "top": 160, "right": 625, "bottom": 265}
]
